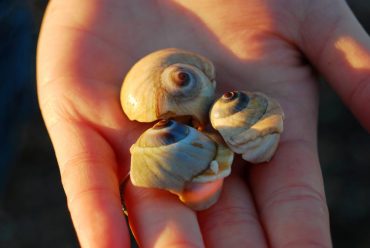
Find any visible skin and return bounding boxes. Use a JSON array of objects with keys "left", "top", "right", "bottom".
[{"left": 37, "top": 0, "right": 370, "bottom": 247}]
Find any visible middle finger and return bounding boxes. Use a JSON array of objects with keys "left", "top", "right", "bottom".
[
  {"left": 197, "top": 162, "right": 268, "bottom": 248},
  {"left": 124, "top": 182, "right": 205, "bottom": 248}
]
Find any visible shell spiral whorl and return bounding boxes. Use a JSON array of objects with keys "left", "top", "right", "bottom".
[
  {"left": 130, "top": 120, "right": 218, "bottom": 193},
  {"left": 121, "top": 48, "right": 284, "bottom": 211},
  {"left": 120, "top": 48, "right": 216, "bottom": 126},
  {"left": 210, "top": 91, "right": 284, "bottom": 163},
  {"left": 137, "top": 119, "right": 189, "bottom": 147}
]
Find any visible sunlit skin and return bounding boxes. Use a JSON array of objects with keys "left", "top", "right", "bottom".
[
  {"left": 178, "top": 179, "right": 224, "bottom": 209},
  {"left": 37, "top": 0, "right": 370, "bottom": 247}
]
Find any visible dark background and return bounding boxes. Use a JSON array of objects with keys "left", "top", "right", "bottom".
[{"left": 0, "top": 1, "right": 369, "bottom": 247}]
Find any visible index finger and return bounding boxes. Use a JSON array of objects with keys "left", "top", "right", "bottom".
[{"left": 45, "top": 119, "right": 131, "bottom": 248}]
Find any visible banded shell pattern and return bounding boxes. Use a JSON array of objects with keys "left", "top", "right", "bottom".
[
  {"left": 210, "top": 91, "right": 284, "bottom": 163},
  {"left": 130, "top": 120, "right": 233, "bottom": 210},
  {"left": 120, "top": 48, "right": 284, "bottom": 211}
]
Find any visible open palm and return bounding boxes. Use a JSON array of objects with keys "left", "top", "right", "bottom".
[{"left": 37, "top": 1, "right": 370, "bottom": 247}]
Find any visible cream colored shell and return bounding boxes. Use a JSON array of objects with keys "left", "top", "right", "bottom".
[
  {"left": 192, "top": 132, "right": 233, "bottom": 183},
  {"left": 130, "top": 120, "right": 233, "bottom": 210},
  {"left": 121, "top": 48, "right": 216, "bottom": 126},
  {"left": 210, "top": 91, "right": 284, "bottom": 163}
]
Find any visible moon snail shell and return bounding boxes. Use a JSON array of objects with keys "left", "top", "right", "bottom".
[
  {"left": 121, "top": 48, "right": 216, "bottom": 127},
  {"left": 130, "top": 120, "right": 234, "bottom": 210},
  {"left": 210, "top": 91, "right": 284, "bottom": 163}
]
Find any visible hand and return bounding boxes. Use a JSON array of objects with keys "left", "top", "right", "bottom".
[{"left": 37, "top": 0, "right": 370, "bottom": 247}]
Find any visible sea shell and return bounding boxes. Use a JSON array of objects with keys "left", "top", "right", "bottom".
[
  {"left": 130, "top": 119, "right": 234, "bottom": 210},
  {"left": 121, "top": 48, "right": 216, "bottom": 127},
  {"left": 210, "top": 91, "right": 284, "bottom": 163}
]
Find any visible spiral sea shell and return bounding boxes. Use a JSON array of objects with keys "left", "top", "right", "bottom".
[
  {"left": 120, "top": 48, "right": 285, "bottom": 211},
  {"left": 210, "top": 91, "right": 284, "bottom": 163},
  {"left": 130, "top": 120, "right": 234, "bottom": 210},
  {"left": 121, "top": 48, "right": 216, "bottom": 127}
]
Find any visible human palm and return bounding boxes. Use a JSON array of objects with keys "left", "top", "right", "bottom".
[{"left": 38, "top": 1, "right": 370, "bottom": 247}]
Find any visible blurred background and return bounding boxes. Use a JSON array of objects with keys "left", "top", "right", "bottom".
[{"left": 0, "top": 0, "right": 369, "bottom": 247}]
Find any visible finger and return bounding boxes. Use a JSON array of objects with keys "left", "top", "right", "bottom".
[
  {"left": 299, "top": 0, "right": 370, "bottom": 131},
  {"left": 197, "top": 163, "right": 268, "bottom": 248},
  {"left": 48, "top": 121, "right": 130, "bottom": 248},
  {"left": 124, "top": 182, "right": 205, "bottom": 248},
  {"left": 249, "top": 140, "right": 331, "bottom": 247}
]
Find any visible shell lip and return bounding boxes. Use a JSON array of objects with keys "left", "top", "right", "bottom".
[{"left": 191, "top": 133, "right": 234, "bottom": 183}]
